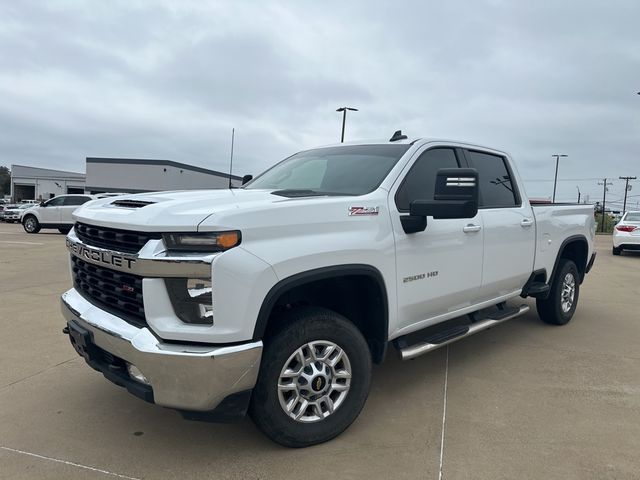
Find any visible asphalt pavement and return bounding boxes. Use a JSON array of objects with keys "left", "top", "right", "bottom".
[{"left": 1, "top": 223, "right": 638, "bottom": 479}]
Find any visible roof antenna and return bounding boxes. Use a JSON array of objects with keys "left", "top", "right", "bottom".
[
  {"left": 389, "top": 130, "right": 408, "bottom": 142},
  {"left": 228, "top": 128, "right": 235, "bottom": 189}
]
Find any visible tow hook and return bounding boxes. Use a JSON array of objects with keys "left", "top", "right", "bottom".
[{"left": 62, "top": 326, "right": 70, "bottom": 335}]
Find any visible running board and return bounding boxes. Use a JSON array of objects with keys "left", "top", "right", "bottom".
[{"left": 398, "top": 304, "right": 530, "bottom": 361}]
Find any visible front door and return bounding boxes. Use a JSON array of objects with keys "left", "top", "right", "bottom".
[
  {"left": 390, "top": 146, "right": 484, "bottom": 335},
  {"left": 40, "top": 196, "right": 65, "bottom": 223}
]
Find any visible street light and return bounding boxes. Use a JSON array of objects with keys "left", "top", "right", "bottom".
[
  {"left": 552, "top": 154, "right": 567, "bottom": 203},
  {"left": 336, "top": 107, "right": 358, "bottom": 143}
]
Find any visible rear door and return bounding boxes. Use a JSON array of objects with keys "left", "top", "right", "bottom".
[
  {"left": 390, "top": 146, "right": 484, "bottom": 333},
  {"left": 464, "top": 149, "right": 535, "bottom": 299},
  {"left": 61, "top": 196, "right": 92, "bottom": 224}
]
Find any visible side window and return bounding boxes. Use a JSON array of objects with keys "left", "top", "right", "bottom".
[
  {"left": 466, "top": 150, "right": 518, "bottom": 207},
  {"left": 45, "top": 197, "right": 65, "bottom": 207},
  {"left": 395, "top": 148, "right": 459, "bottom": 212},
  {"left": 63, "top": 196, "right": 91, "bottom": 206}
]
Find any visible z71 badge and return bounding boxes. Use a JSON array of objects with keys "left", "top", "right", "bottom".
[{"left": 349, "top": 206, "right": 379, "bottom": 216}]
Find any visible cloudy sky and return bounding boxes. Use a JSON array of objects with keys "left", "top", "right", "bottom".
[{"left": 1, "top": 0, "right": 639, "bottom": 208}]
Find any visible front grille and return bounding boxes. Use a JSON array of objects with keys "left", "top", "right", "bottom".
[
  {"left": 72, "top": 256, "right": 146, "bottom": 326},
  {"left": 75, "top": 222, "right": 161, "bottom": 254}
]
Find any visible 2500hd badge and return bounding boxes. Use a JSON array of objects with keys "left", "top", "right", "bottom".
[{"left": 66, "top": 238, "right": 137, "bottom": 269}]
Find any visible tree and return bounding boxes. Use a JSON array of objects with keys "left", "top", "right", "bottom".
[{"left": 0, "top": 166, "right": 10, "bottom": 196}]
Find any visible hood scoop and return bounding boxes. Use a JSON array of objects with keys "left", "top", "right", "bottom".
[{"left": 111, "top": 199, "right": 156, "bottom": 208}]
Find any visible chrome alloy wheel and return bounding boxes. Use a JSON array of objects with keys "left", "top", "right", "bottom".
[
  {"left": 24, "top": 217, "right": 37, "bottom": 232},
  {"left": 277, "top": 340, "right": 352, "bottom": 423},
  {"left": 560, "top": 272, "right": 576, "bottom": 313}
]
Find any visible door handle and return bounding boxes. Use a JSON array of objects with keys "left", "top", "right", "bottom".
[
  {"left": 520, "top": 218, "right": 534, "bottom": 228},
  {"left": 463, "top": 224, "right": 482, "bottom": 233}
]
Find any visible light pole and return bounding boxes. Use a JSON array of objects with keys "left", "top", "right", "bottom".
[
  {"left": 552, "top": 154, "right": 567, "bottom": 203},
  {"left": 576, "top": 185, "right": 581, "bottom": 203},
  {"left": 336, "top": 107, "right": 358, "bottom": 143}
]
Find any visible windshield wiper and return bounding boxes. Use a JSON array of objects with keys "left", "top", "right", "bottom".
[{"left": 271, "top": 189, "right": 353, "bottom": 198}]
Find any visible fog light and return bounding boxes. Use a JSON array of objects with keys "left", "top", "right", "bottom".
[
  {"left": 165, "top": 278, "right": 213, "bottom": 325},
  {"left": 127, "top": 363, "right": 149, "bottom": 385}
]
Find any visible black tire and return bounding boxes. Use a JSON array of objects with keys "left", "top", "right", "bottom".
[
  {"left": 612, "top": 246, "right": 622, "bottom": 256},
  {"left": 536, "top": 259, "right": 580, "bottom": 325},
  {"left": 249, "top": 307, "right": 372, "bottom": 448},
  {"left": 22, "top": 215, "right": 41, "bottom": 234},
  {"left": 58, "top": 227, "right": 72, "bottom": 234}
]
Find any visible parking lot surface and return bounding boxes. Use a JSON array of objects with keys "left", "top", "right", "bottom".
[{"left": 1, "top": 222, "right": 639, "bottom": 479}]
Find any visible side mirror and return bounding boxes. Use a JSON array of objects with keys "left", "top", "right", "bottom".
[
  {"left": 40, "top": 201, "right": 46, "bottom": 207},
  {"left": 242, "top": 174, "right": 253, "bottom": 185},
  {"left": 410, "top": 168, "right": 479, "bottom": 220},
  {"left": 401, "top": 168, "right": 479, "bottom": 234}
]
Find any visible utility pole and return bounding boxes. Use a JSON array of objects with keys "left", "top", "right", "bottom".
[
  {"left": 619, "top": 176, "right": 637, "bottom": 213},
  {"left": 597, "top": 178, "right": 613, "bottom": 232},
  {"left": 336, "top": 107, "right": 358, "bottom": 143},
  {"left": 228, "top": 128, "right": 235, "bottom": 189},
  {"left": 576, "top": 185, "right": 581, "bottom": 203},
  {"left": 551, "top": 154, "right": 567, "bottom": 203}
]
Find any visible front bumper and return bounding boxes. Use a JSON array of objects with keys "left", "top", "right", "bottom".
[{"left": 61, "top": 288, "right": 262, "bottom": 417}]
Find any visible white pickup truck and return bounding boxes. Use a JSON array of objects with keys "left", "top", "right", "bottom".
[{"left": 61, "top": 133, "right": 596, "bottom": 447}]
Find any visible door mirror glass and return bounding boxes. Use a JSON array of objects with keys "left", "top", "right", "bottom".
[
  {"left": 409, "top": 168, "right": 479, "bottom": 219},
  {"left": 242, "top": 174, "right": 253, "bottom": 185}
]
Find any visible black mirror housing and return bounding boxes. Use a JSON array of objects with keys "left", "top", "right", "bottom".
[
  {"left": 410, "top": 168, "right": 479, "bottom": 220},
  {"left": 242, "top": 174, "right": 253, "bottom": 185}
]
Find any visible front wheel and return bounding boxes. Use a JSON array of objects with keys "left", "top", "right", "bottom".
[
  {"left": 249, "top": 307, "right": 372, "bottom": 448},
  {"left": 536, "top": 259, "right": 580, "bottom": 325},
  {"left": 22, "top": 215, "right": 40, "bottom": 234}
]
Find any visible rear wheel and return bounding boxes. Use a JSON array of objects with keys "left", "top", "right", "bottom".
[
  {"left": 22, "top": 215, "right": 40, "bottom": 234},
  {"left": 536, "top": 259, "right": 580, "bottom": 325},
  {"left": 249, "top": 307, "right": 372, "bottom": 448},
  {"left": 58, "top": 227, "right": 72, "bottom": 234},
  {"left": 612, "top": 246, "right": 622, "bottom": 256}
]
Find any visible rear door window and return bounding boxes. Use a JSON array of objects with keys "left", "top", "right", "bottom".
[
  {"left": 63, "top": 196, "right": 91, "bottom": 206},
  {"left": 465, "top": 150, "right": 519, "bottom": 208}
]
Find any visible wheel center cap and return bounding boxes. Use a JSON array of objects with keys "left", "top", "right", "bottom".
[{"left": 311, "top": 375, "right": 327, "bottom": 392}]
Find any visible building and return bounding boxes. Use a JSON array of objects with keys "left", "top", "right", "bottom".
[
  {"left": 10, "top": 165, "right": 86, "bottom": 202},
  {"left": 85, "top": 158, "right": 242, "bottom": 194}
]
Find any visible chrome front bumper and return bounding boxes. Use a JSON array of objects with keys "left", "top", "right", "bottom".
[{"left": 61, "top": 288, "right": 262, "bottom": 413}]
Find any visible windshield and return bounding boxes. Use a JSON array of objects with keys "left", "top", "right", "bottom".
[
  {"left": 624, "top": 212, "right": 640, "bottom": 222},
  {"left": 245, "top": 144, "right": 411, "bottom": 196}
]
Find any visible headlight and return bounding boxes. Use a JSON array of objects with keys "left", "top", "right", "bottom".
[
  {"left": 165, "top": 278, "right": 213, "bottom": 325},
  {"left": 163, "top": 231, "right": 241, "bottom": 252}
]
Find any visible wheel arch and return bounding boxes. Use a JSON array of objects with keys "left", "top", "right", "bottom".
[
  {"left": 550, "top": 235, "right": 589, "bottom": 284},
  {"left": 252, "top": 264, "right": 389, "bottom": 363}
]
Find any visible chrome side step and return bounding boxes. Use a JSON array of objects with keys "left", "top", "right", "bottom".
[{"left": 398, "top": 304, "right": 530, "bottom": 361}]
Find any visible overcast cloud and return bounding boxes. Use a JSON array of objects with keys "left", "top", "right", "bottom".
[{"left": 1, "top": 0, "right": 639, "bottom": 208}]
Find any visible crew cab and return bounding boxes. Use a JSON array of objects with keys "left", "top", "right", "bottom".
[
  {"left": 23, "top": 194, "right": 96, "bottom": 234},
  {"left": 60, "top": 134, "right": 596, "bottom": 447}
]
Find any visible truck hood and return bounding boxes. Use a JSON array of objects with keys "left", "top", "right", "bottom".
[{"left": 74, "top": 189, "right": 351, "bottom": 231}]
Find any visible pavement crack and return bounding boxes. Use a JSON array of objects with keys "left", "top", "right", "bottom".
[{"left": 0, "top": 357, "right": 77, "bottom": 391}]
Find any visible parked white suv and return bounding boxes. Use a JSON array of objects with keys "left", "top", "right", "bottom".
[{"left": 23, "top": 194, "right": 96, "bottom": 234}]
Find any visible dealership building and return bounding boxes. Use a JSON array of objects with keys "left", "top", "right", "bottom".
[
  {"left": 85, "top": 157, "right": 242, "bottom": 194},
  {"left": 9, "top": 158, "right": 242, "bottom": 201},
  {"left": 10, "top": 165, "right": 86, "bottom": 202}
]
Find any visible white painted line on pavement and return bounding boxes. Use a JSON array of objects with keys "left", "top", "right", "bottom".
[
  {"left": 0, "top": 241, "right": 44, "bottom": 245},
  {"left": 438, "top": 346, "right": 449, "bottom": 480},
  {"left": 0, "top": 446, "right": 141, "bottom": 480}
]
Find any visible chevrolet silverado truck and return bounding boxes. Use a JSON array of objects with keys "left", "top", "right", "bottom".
[{"left": 61, "top": 133, "right": 596, "bottom": 447}]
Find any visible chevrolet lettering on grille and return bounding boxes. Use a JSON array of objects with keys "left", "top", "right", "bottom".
[{"left": 66, "top": 238, "right": 137, "bottom": 269}]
